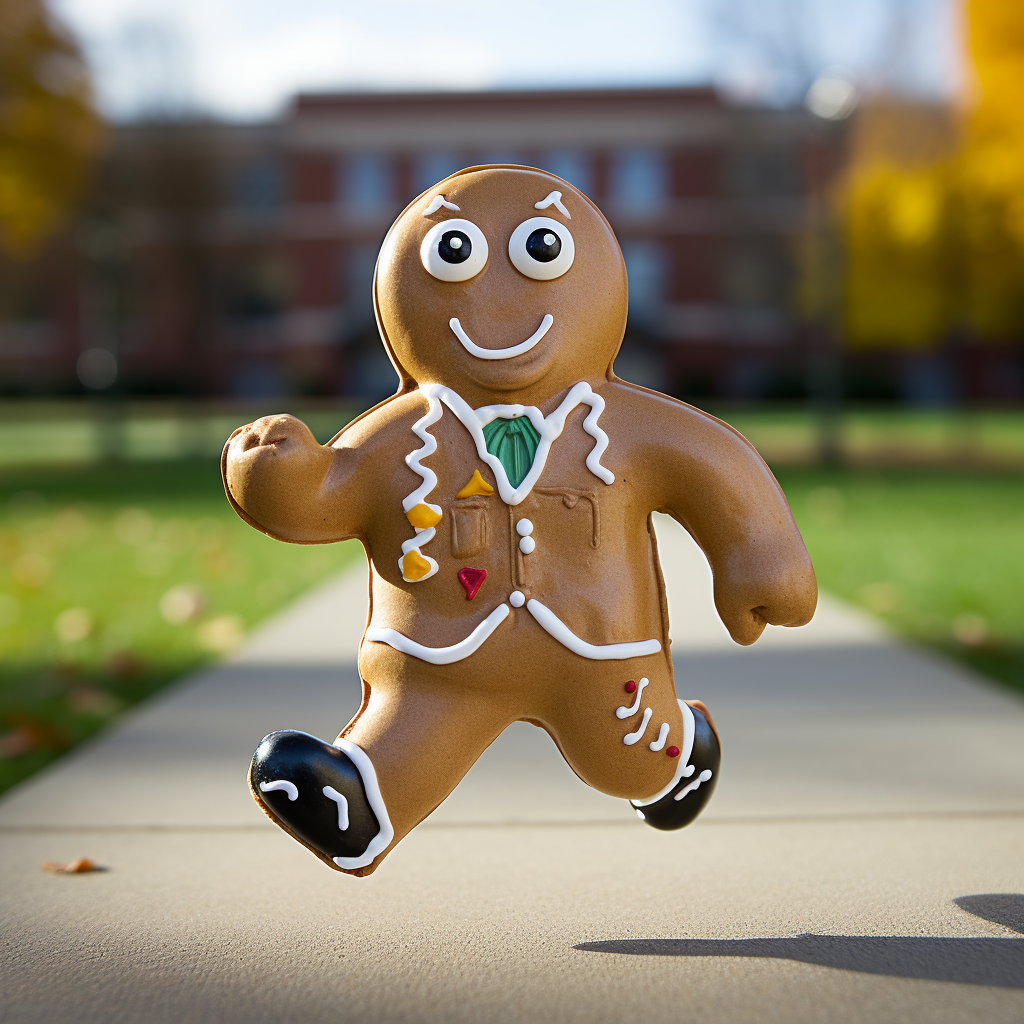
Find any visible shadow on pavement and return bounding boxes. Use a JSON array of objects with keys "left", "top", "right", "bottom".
[
  {"left": 955, "top": 893, "right": 1024, "bottom": 935},
  {"left": 577, "top": 895, "right": 1024, "bottom": 988}
]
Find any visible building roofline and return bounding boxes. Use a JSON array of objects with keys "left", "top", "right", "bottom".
[{"left": 292, "top": 84, "right": 722, "bottom": 116}]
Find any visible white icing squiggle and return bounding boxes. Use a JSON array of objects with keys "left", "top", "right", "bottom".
[
  {"left": 623, "top": 707, "right": 653, "bottom": 745},
  {"left": 450, "top": 314, "right": 553, "bottom": 361},
  {"left": 631, "top": 700, "right": 697, "bottom": 808},
  {"left": 422, "top": 381, "right": 614, "bottom": 505},
  {"left": 322, "top": 785, "right": 349, "bottom": 830},
  {"left": 399, "top": 391, "right": 444, "bottom": 582},
  {"left": 260, "top": 780, "right": 298, "bottom": 801},
  {"left": 535, "top": 190, "right": 571, "bottom": 218},
  {"left": 527, "top": 599, "right": 661, "bottom": 660},
  {"left": 615, "top": 677, "right": 649, "bottom": 719},
  {"left": 674, "top": 769, "right": 713, "bottom": 800},
  {"left": 580, "top": 392, "right": 614, "bottom": 485},
  {"left": 423, "top": 194, "right": 460, "bottom": 216},
  {"left": 331, "top": 737, "right": 394, "bottom": 870},
  {"left": 366, "top": 604, "right": 510, "bottom": 665},
  {"left": 649, "top": 722, "right": 670, "bottom": 751}
]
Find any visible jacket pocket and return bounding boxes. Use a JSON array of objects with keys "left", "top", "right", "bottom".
[{"left": 450, "top": 499, "right": 487, "bottom": 558}]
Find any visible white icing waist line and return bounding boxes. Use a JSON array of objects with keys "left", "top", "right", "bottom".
[
  {"left": 526, "top": 599, "right": 661, "bottom": 661},
  {"left": 365, "top": 604, "right": 510, "bottom": 665}
]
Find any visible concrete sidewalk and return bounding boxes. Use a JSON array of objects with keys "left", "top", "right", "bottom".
[{"left": 2, "top": 515, "right": 1023, "bottom": 1023}]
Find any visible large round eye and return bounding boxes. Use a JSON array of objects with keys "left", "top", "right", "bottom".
[
  {"left": 508, "top": 217, "right": 575, "bottom": 281},
  {"left": 420, "top": 218, "right": 489, "bottom": 282}
]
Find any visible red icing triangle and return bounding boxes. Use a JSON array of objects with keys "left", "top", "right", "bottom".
[{"left": 457, "top": 567, "right": 487, "bottom": 600}]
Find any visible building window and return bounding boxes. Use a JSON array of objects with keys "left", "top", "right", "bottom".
[
  {"left": 621, "top": 240, "right": 667, "bottom": 325},
  {"left": 234, "top": 159, "right": 283, "bottom": 211},
  {"left": 541, "top": 149, "right": 593, "bottom": 196},
  {"left": 609, "top": 149, "right": 669, "bottom": 213},
  {"left": 341, "top": 154, "right": 395, "bottom": 214},
  {"left": 413, "top": 151, "right": 463, "bottom": 194}
]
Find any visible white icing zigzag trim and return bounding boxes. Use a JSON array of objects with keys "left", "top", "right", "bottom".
[
  {"left": 423, "top": 194, "right": 460, "bottom": 216},
  {"left": 526, "top": 599, "right": 661, "bottom": 660},
  {"left": 259, "top": 779, "right": 298, "bottom": 801},
  {"left": 421, "top": 380, "right": 614, "bottom": 506},
  {"left": 330, "top": 738, "right": 394, "bottom": 870},
  {"left": 366, "top": 604, "right": 510, "bottom": 665},
  {"left": 399, "top": 391, "right": 444, "bottom": 582},
  {"left": 450, "top": 314, "right": 553, "bottom": 361},
  {"left": 535, "top": 190, "right": 571, "bottom": 218}
]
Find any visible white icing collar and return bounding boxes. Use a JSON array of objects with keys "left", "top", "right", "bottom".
[{"left": 419, "top": 381, "right": 614, "bottom": 505}]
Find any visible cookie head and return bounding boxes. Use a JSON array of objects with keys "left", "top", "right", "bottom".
[{"left": 374, "top": 166, "right": 627, "bottom": 397}]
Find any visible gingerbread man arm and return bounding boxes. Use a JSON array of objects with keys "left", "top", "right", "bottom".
[
  {"left": 222, "top": 413, "right": 370, "bottom": 544},
  {"left": 630, "top": 389, "right": 817, "bottom": 645}
]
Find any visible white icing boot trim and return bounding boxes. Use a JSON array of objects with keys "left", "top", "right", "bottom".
[
  {"left": 330, "top": 739, "right": 394, "bottom": 870},
  {"left": 674, "top": 769, "right": 713, "bottom": 801},
  {"left": 260, "top": 780, "right": 298, "bottom": 801},
  {"left": 322, "top": 786, "right": 349, "bottom": 830},
  {"left": 421, "top": 381, "right": 613, "bottom": 505},
  {"left": 648, "top": 722, "right": 670, "bottom": 751},
  {"left": 527, "top": 599, "right": 661, "bottom": 660},
  {"left": 631, "top": 701, "right": 698, "bottom": 808},
  {"left": 450, "top": 314, "right": 553, "bottom": 360},
  {"left": 623, "top": 707, "right": 653, "bottom": 745},
  {"left": 366, "top": 604, "right": 510, "bottom": 665},
  {"left": 615, "top": 677, "right": 649, "bottom": 718}
]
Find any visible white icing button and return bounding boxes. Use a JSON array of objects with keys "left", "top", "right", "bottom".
[
  {"left": 509, "top": 590, "right": 525, "bottom": 608},
  {"left": 516, "top": 518, "right": 534, "bottom": 537},
  {"left": 519, "top": 536, "right": 535, "bottom": 554}
]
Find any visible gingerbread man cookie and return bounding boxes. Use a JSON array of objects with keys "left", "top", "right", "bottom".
[{"left": 223, "top": 166, "right": 817, "bottom": 876}]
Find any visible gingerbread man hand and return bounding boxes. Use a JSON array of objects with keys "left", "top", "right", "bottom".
[{"left": 223, "top": 413, "right": 364, "bottom": 544}]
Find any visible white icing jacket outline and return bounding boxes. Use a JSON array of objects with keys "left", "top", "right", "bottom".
[{"left": 373, "top": 380, "right": 663, "bottom": 664}]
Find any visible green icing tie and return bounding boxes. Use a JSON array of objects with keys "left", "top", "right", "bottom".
[{"left": 481, "top": 416, "right": 541, "bottom": 489}]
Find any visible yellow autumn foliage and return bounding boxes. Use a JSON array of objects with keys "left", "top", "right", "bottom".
[
  {"left": 842, "top": 0, "right": 1024, "bottom": 349},
  {"left": 0, "top": 0, "right": 104, "bottom": 258}
]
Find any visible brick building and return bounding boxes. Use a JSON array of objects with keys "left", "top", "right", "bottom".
[{"left": 2, "top": 86, "right": 837, "bottom": 401}]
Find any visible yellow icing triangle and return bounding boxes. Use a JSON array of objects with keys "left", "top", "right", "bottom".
[
  {"left": 406, "top": 503, "right": 442, "bottom": 530},
  {"left": 401, "top": 550, "right": 432, "bottom": 581},
  {"left": 457, "top": 469, "right": 494, "bottom": 499}
]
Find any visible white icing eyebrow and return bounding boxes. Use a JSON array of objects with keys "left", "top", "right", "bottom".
[
  {"left": 422, "top": 194, "right": 460, "bottom": 216},
  {"left": 535, "top": 191, "right": 570, "bottom": 219}
]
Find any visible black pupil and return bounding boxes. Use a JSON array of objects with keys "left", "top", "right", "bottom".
[
  {"left": 438, "top": 230, "right": 471, "bottom": 264},
  {"left": 526, "top": 228, "right": 561, "bottom": 263}
]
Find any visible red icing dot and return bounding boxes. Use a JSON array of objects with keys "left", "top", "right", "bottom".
[
  {"left": 666, "top": 745, "right": 680, "bottom": 758},
  {"left": 624, "top": 680, "right": 637, "bottom": 693}
]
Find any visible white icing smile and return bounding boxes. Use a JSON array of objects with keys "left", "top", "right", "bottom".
[{"left": 449, "top": 314, "right": 553, "bottom": 360}]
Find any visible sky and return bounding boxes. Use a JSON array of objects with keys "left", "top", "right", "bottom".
[{"left": 51, "top": 0, "right": 963, "bottom": 122}]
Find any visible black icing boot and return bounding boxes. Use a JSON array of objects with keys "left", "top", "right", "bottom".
[
  {"left": 249, "top": 730, "right": 393, "bottom": 872},
  {"left": 631, "top": 702, "right": 721, "bottom": 831}
]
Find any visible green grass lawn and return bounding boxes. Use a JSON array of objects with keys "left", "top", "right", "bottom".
[
  {"left": 0, "top": 450, "right": 1021, "bottom": 799},
  {"left": 777, "top": 467, "right": 1024, "bottom": 694},
  {"left": 0, "top": 458, "right": 360, "bottom": 795}
]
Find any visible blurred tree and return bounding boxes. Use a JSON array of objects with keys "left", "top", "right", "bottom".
[
  {"left": 0, "top": 0, "right": 103, "bottom": 258},
  {"left": 842, "top": 0, "right": 1024, "bottom": 349}
]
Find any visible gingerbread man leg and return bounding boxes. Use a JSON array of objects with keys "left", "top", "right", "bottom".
[
  {"left": 538, "top": 659, "right": 721, "bottom": 830},
  {"left": 249, "top": 665, "right": 513, "bottom": 876}
]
